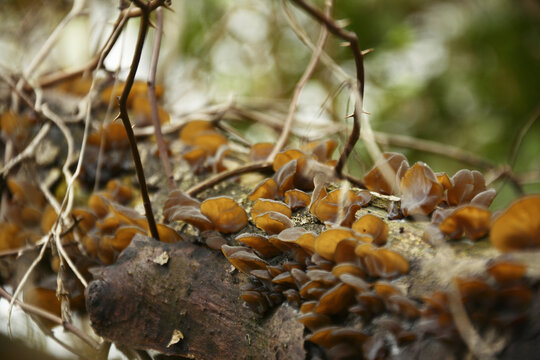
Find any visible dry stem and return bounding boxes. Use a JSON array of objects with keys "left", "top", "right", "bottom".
[
  {"left": 116, "top": 1, "right": 161, "bottom": 241},
  {"left": 267, "top": 1, "right": 331, "bottom": 161},
  {"left": 147, "top": 7, "right": 175, "bottom": 191}
]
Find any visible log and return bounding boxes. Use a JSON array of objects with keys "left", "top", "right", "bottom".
[{"left": 86, "top": 235, "right": 305, "bottom": 359}]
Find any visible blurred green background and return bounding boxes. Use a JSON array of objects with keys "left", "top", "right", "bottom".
[
  {"left": 173, "top": 0, "right": 540, "bottom": 209},
  {"left": 1, "top": 0, "right": 539, "bottom": 211}
]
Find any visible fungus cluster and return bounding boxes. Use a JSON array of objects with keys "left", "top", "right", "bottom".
[
  {"left": 163, "top": 190, "right": 248, "bottom": 242},
  {"left": 211, "top": 147, "right": 421, "bottom": 358},
  {"left": 210, "top": 147, "right": 539, "bottom": 359},
  {"left": 362, "top": 153, "right": 499, "bottom": 244},
  {"left": 178, "top": 120, "right": 229, "bottom": 174},
  {"left": 81, "top": 180, "right": 182, "bottom": 265}
]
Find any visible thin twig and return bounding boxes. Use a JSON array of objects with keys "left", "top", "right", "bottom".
[
  {"left": 116, "top": 1, "right": 160, "bottom": 240},
  {"left": 289, "top": 0, "right": 366, "bottom": 179},
  {"left": 186, "top": 161, "right": 273, "bottom": 197},
  {"left": 373, "top": 131, "right": 496, "bottom": 170},
  {"left": 14, "top": 0, "right": 87, "bottom": 110},
  {"left": 147, "top": 7, "right": 175, "bottom": 191},
  {"left": 26, "top": 0, "right": 167, "bottom": 91},
  {"left": 508, "top": 104, "right": 540, "bottom": 169},
  {"left": 267, "top": 0, "right": 331, "bottom": 161},
  {"left": 0, "top": 285, "right": 101, "bottom": 350},
  {"left": 0, "top": 123, "right": 51, "bottom": 176}
]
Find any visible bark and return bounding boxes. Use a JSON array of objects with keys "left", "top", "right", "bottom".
[{"left": 86, "top": 235, "right": 305, "bottom": 359}]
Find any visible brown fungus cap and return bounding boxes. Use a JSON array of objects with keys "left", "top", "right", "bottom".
[
  {"left": 221, "top": 245, "right": 268, "bottom": 273},
  {"left": 290, "top": 268, "right": 309, "bottom": 287},
  {"left": 355, "top": 244, "right": 410, "bottom": 279},
  {"left": 89, "top": 193, "right": 110, "bottom": 219},
  {"left": 179, "top": 120, "right": 214, "bottom": 145},
  {"left": 400, "top": 162, "right": 444, "bottom": 216},
  {"left": 201, "top": 230, "right": 226, "bottom": 250},
  {"left": 298, "top": 312, "right": 332, "bottom": 331},
  {"left": 254, "top": 211, "right": 293, "bottom": 235},
  {"left": 332, "top": 263, "right": 367, "bottom": 279},
  {"left": 283, "top": 288, "right": 301, "bottom": 306},
  {"left": 299, "top": 281, "right": 329, "bottom": 300},
  {"left": 314, "top": 283, "right": 355, "bottom": 315},
  {"left": 249, "top": 142, "right": 274, "bottom": 162},
  {"left": 273, "top": 159, "right": 297, "bottom": 196},
  {"left": 306, "top": 269, "right": 339, "bottom": 286},
  {"left": 251, "top": 199, "right": 291, "bottom": 219},
  {"left": 490, "top": 195, "right": 540, "bottom": 252},
  {"left": 470, "top": 188, "right": 497, "bottom": 208},
  {"left": 163, "top": 190, "right": 213, "bottom": 231},
  {"left": 352, "top": 214, "right": 389, "bottom": 246},
  {"left": 302, "top": 139, "right": 338, "bottom": 163},
  {"left": 436, "top": 172, "right": 453, "bottom": 191},
  {"left": 363, "top": 152, "right": 409, "bottom": 195},
  {"left": 271, "top": 271, "right": 296, "bottom": 286},
  {"left": 112, "top": 226, "right": 145, "bottom": 250},
  {"left": 334, "top": 238, "right": 369, "bottom": 264},
  {"left": 351, "top": 292, "right": 386, "bottom": 319},
  {"left": 273, "top": 227, "right": 316, "bottom": 254},
  {"left": 306, "top": 326, "right": 368, "bottom": 349},
  {"left": 373, "top": 281, "right": 402, "bottom": 298},
  {"left": 71, "top": 208, "right": 97, "bottom": 234},
  {"left": 235, "top": 233, "right": 281, "bottom": 258},
  {"left": 315, "top": 228, "right": 356, "bottom": 261},
  {"left": 273, "top": 149, "right": 305, "bottom": 171},
  {"left": 339, "top": 273, "right": 369, "bottom": 293},
  {"left": 446, "top": 169, "right": 487, "bottom": 206},
  {"left": 486, "top": 258, "right": 527, "bottom": 285},
  {"left": 438, "top": 205, "right": 491, "bottom": 240},
  {"left": 300, "top": 301, "right": 317, "bottom": 313},
  {"left": 284, "top": 189, "right": 311, "bottom": 210},
  {"left": 248, "top": 178, "right": 278, "bottom": 201},
  {"left": 311, "top": 189, "right": 371, "bottom": 226},
  {"left": 241, "top": 290, "right": 269, "bottom": 315},
  {"left": 386, "top": 295, "right": 420, "bottom": 320},
  {"left": 109, "top": 202, "right": 148, "bottom": 230},
  {"left": 201, "top": 196, "right": 248, "bottom": 234}
]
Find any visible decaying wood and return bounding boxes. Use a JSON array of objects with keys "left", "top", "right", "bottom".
[
  {"left": 86, "top": 234, "right": 305, "bottom": 359},
  {"left": 85, "top": 179, "right": 540, "bottom": 359}
]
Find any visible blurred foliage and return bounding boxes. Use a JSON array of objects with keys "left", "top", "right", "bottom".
[{"left": 1, "top": 0, "right": 538, "bottom": 209}]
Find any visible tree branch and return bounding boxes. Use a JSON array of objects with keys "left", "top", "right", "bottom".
[{"left": 116, "top": 1, "right": 160, "bottom": 240}]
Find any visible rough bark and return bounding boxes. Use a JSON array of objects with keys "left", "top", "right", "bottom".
[{"left": 86, "top": 234, "right": 305, "bottom": 359}]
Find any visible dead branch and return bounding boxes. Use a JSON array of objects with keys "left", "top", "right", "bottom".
[{"left": 116, "top": 1, "right": 162, "bottom": 241}]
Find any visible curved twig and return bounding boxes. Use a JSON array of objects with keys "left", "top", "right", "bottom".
[
  {"left": 267, "top": 0, "right": 331, "bottom": 161},
  {"left": 186, "top": 161, "right": 273, "bottom": 197}
]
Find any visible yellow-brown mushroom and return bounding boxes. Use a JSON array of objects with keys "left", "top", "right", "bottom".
[
  {"left": 490, "top": 195, "right": 540, "bottom": 252},
  {"left": 201, "top": 196, "right": 249, "bottom": 233}
]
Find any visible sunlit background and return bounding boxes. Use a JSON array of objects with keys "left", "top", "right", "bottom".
[{"left": 0, "top": 0, "right": 539, "bottom": 355}]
